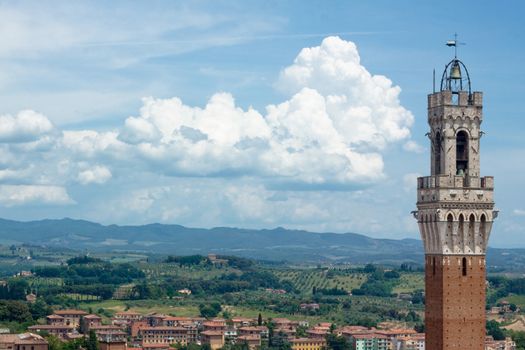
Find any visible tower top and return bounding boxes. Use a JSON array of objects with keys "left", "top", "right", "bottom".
[{"left": 440, "top": 34, "right": 471, "bottom": 95}]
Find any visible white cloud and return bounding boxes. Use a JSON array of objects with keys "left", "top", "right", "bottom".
[
  {"left": 403, "top": 172, "right": 421, "bottom": 193},
  {"left": 403, "top": 140, "right": 425, "bottom": 153},
  {"left": 277, "top": 36, "right": 414, "bottom": 148},
  {"left": 0, "top": 185, "right": 73, "bottom": 206},
  {"left": 513, "top": 209, "right": 525, "bottom": 217},
  {"left": 77, "top": 165, "right": 112, "bottom": 185},
  {"left": 0, "top": 110, "right": 55, "bottom": 143},
  {"left": 106, "top": 37, "right": 414, "bottom": 187},
  {"left": 0, "top": 36, "right": 419, "bottom": 229}
]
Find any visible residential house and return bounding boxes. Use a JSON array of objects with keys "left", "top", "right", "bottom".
[
  {"left": 393, "top": 333, "right": 425, "bottom": 350},
  {"left": 140, "top": 327, "right": 189, "bottom": 346},
  {"left": 485, "top": 336, "right": 516, "bottom": 350},
  {"left": 236, "top": 335, "right": 260, "bottom": 349},
  {"left": 53, "top": 310, "right": 88, "bottom": 327},
  {"left": 200, "top": 331, "right": 224, "bottom": 350},
  {"left": 27, "top": 325, "right": 75, "bottom": 339},
  {"left": 290, "top": 338, "right": 326, "bottom": 350},
  {"left": 0, "top": 333, "right": 48, "bottom": 350}
]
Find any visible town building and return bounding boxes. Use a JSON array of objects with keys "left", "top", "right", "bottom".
[
  {"left": 231, "top": 318, "right": 255, "bottom": 328},
  {"left": 0, "top": 333, "right": 48, "bottom": 350},
  {"left": 200, "top": 330, "right": 224, "bottom": 350},
  {"left": 202, "top": 320, "right": 226, "bottom": 332},
  {"left": 140, "top": 326, "right": 189, "bottom": 345},
  {"left": 484, "top": 336, "right": 516, "bottom": 350},
  {"left": 114, "top": 311, "right": 143, "bottom": 322},
  {"left": 349, "top": 333, "right": 390, "bottom": 350},
  {"left": 237, "top": 326, "right": 268, "bottom": 339},
  {"left": 415, "top": 41, "right": 496, "bottom": 350},
  {"left": 81, "top": 314, "right": 103, "bottom": 333},
  {"left": 53, "top": 309, "right": 88, "bottom": 327},
  {"left": 393, "top": 333, "right": 425, "bottom": 350},
  {"left": 289, "top": 338, "right": 326, "bottom": 350},
  {"left": 299, "top": 303, "right": 320, "bottom": 311},
  {"left": 27, "top": 325, "right": 75, "bottom": 338},
  {"left": 236, "top": 335, "right": 261, "bottom": 349}
]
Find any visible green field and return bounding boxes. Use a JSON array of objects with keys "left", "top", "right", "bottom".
[
  {"left": 393, "top": 273, "right": 424, "bottom": 294},
  {"left": 275, "top": 269, "right": 366, "bottom": 294},
  {"left": 141, "top": 263, "right": 241, "bottom": 280}
]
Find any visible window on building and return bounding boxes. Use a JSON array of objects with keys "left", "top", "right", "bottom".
[
  {"left": 462, "top": 257, "right": 467, "bottom": 276},
  {"left": 434, "top": 132, "right": 442, "bottom": 174},
  {"left": 456, "top": 131, "right": 469, "bottom": 175},
  {"left": 480, "top": 214, "right": 487, "bottom": 243}
]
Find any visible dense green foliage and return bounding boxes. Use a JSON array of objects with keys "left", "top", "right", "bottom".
[
  {"left": 488, "top": 275, "right": 525, "bottom": 303},
  {"left": 487, "top": 320, "right": 506, "bottom": 341},
  {"left": 30, "top": 256, "right": 145, "bottom": 300},
  {"left": 199, "top": 302, "right": 222, "bottom": 318},
  {"left": 351, "top": 268, "right": 400, "bottom": 297},
  {"left": 326, "top": 334, "right": 351, "bottom": 350},
  {"left": 0, "top": 298, "right": 53, "bottom": 324},
  {"left": 0, "top": 278, "right": 30, "bottom": 300},
  {"left": 166, "top": 255, "right": 208, "bottom": 266}
]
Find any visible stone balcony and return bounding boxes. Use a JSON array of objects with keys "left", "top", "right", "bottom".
[
  {"left": 417, "top": 175, "right": 494, "bottom": 190},
  {"left": 417, "top": 175, "right": 494, "bottom": 204}
]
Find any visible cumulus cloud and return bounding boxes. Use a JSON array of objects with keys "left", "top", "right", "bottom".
[
  {"left": 513, "top": 209, "right": 525, "bottom": 217},
  {"left": 77, "top": 165, "right": 112, "bottom": 185},
  {"left": 277, "top": 36, "right": 413, "bottom": 148},
  {"left": 0, "top": 37, "right": 418, "bottom": 215},
  {"left": 403, "top": 172, "right": 421, "bottom": 193},
  {"left": 403, "top": 140, "right": 425, "bottom": 153},
  {"left": 0, "top": 185, "right": 73, "bottom": 206},
  {"left": 108, "top": 37, "right": 414, "bottom": 186},
  {"left": 0, "top": 110, "right": 55, "bottom": 143}
]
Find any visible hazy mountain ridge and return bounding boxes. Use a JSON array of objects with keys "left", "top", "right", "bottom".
[{"left": 0, "top": 217, "right": 522, "bottom": 267}]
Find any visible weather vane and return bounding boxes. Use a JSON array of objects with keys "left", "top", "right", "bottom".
[{"left": 446, "top": 33, "right": 465, "bottom": 58}]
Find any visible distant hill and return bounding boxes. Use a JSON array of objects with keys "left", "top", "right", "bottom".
[{"left": 0, "top": 217, "right": 522, "bottom": 268}]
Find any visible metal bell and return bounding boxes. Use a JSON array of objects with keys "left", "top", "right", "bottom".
[{"left": 450, "top": 62, "right": 461, "bottom": 80}]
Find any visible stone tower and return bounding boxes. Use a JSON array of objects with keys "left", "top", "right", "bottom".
[{"left": 415, "top": 53, "right": 496, "bottom": 350}]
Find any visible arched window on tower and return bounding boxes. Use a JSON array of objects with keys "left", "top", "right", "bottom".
[
  {"left": 480, "top": 214, "right": 487, "bottom": 246},
  {"left": 462, "top": 257, "right": 467, "bottom": 276},
  {"left": 434, "top": 132, "right": 442, "bottom": 175},
  {"left": 446, "top": 214, "right": 453, "bottom": 252},
  {"left": 458, "top": 214, "right": 465, "bottom": 251},
  {"left": 456, "top": 131, "right": 469, "bottom": 176},
  {"left": 469, "top": 214, "right": 475, "bottom": 249}
]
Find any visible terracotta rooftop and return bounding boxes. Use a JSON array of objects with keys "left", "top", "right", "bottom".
[
  {"left": 115, "top": 311, "right": 141, "bottom": 316},
  {"left": 375, "top": 328, "right": 417, "bottom": 336},
  {"left": 28, "top": 325, "right": 75, "bottom": 330},
  {"left": 140, "top": 327, "right": 187, "bottom": 331},
  {"left": 54, "top": 309, "right": 88, "bottom": 315},
  {"left": 141, "top": 343, "right": 170, "bottom": 349},
  {"left": 238, "top": 326, "right": 268, "bottom": 331},
  {"left": 46, "top": 315, "right": 64, "bottom": 319},
  {"left": 84, "top": 314, "right": 102, "bottom": 319},
  {"left": 237, "top": 335, "right": 260, "bottom": 341},
  {"left": 162, "top": 316, "right": 191, "bottom": 321},
  {"left": 200, "top": 331, "right": 224, "bottom": 336},
  {"left": 290, "top": 338, "right": 326, "bottom": 344},
  {"left": 352, "top": 333, "right": 389, "bottom": 340},
  {"left": 0, "top": 333, "right": 49, "bottom": 346}
]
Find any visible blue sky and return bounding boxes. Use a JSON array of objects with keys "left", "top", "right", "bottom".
[{"left": 0, "top": 1, "right": 524, "bottom": 247}]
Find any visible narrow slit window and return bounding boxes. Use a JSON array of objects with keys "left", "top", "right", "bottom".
[{"left": 462, "top": 257, "right": 467, "bottom": 276}]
